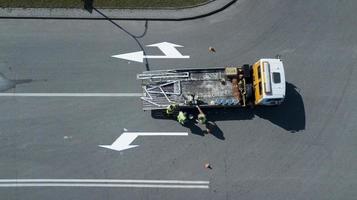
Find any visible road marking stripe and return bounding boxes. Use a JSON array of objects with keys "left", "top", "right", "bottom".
[
  {"left": 0, "top": 93, "right": 142, "bottom": 97},
  {"left": 99, "top": 132, "right": 189, "bottom": 151},
  {"left": 118, "top": 132, "right": 189, "bottom": 136},
  {"left": 0, "top": 183, "right": 209, "bottom": 189},
  {"left": 0, "top": 179, "right": 209, "bottom": 184}
]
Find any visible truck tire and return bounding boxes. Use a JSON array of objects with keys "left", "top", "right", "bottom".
[
  {"left": 243, "top": 64, "right": 253, "bottom": 83},
  {"left": 246, "top": 83, "right": 253, "bottom": 100}
]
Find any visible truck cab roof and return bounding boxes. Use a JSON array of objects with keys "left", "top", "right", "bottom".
[{"left": 260, "top": 58, "right": 286, "bottom": 100}]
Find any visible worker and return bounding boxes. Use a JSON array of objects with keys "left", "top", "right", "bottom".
[
  {"left": 166, "top": 104, "right": 177, "bottom": 115},
  {"left": 197, "top": 113, "right": 207, "bottom": 125},
  {"left": 177, "top": 111, "right": 187, "bottom": 125},
  {"left": 196, "top": 105, "right": 207, "bottom": 125},
  {"left": 196, "top": 105, "right": 210, "bottom": 134}
]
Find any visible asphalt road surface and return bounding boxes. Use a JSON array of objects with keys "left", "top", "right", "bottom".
[{"left": 1, "top": 0, "right": 357, "bottom": 199}]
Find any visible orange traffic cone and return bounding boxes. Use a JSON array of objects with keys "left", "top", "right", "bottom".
[
  {"left": 204, "top": 163, "right": 212, "bottom": 169},
  {"left": 208, "top": 46, "right": 216, "bottom": 52}
]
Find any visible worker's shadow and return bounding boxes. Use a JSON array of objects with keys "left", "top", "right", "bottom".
[
  {"left": 151, "top": 82, "right": 305, "bottom": 139},
  {"left": 182, "top": 118, "right": 225, "bottom": 140}
]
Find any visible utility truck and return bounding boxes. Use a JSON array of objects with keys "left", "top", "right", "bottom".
[{"left": 137, "top": 58, "right": 285, "bottom": 111}]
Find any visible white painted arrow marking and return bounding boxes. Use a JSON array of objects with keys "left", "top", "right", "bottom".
[
  {"left": 112, "top": 51, "right": 144, "bottom": 63},
  {"left": 111, "top": 42, "right": 190, "bottom": 63},
  {"left": 99, "top": 132, "right": 188, "bottom": 152},
  {"left": 146, "top": 42, "right": 187, "bottom": 58}
]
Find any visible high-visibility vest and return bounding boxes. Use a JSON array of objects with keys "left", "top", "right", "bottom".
[
  {"left": 177, "top": 112, "right": 187, "bottom": 124},
  {"left": 166, "top": 104, "right": 176, "bottom": 115}
]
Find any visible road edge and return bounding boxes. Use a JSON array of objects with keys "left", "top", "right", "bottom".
[{"left": 0, "top": 0, "right": 237, "bottom": 21}]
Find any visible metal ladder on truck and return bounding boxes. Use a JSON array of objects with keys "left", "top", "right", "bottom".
[{"left": 137, "top": 70, "right": 190, "bottom": 110}]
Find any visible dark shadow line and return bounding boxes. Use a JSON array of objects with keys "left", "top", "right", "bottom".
[
  {"left": 93, "top": 7, "right": 150, "bottom": 71},
  {"left": 134, "top": 20, "right": 148, "bottom": 38},
  {"left": 14, "top": 79, "right": 33, "bottom": 85},
  {"left": 0, "top": 0, "right": 237, "bottom": 21}
]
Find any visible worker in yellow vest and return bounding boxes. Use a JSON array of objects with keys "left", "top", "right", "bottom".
[
  {"left": 177, "top": 111, "right": 187, "bottom": 125},
  {"left": 166, "top": 104, "right": 178, "bottom": 115}
]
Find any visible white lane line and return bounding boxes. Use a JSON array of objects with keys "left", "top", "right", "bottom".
[
  {"left": 0, "top": 179, "right": 209, "bottom": 184},
  {"left": 0, "top": 93, "right": 142, "bottom": 97},
  {"left": 0, "top": 179, "right": 209, "bottom": 189},
  {"left": 0, "top": 183, "right": 209, "bottom": 189}
]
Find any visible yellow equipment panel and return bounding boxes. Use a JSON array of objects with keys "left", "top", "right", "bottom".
[{"left": 252, "top": 60, "right": 263, "bottom": 105}]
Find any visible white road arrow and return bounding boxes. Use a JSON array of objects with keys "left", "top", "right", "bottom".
[
  {"left": 99, "top": 132, "right": 188, "bottom": 152},
  {"left": 146, "top": 42, "right": 187, "bottom": 58},
  {"left": 111, "top": 42, "right": 190, "bottom": 63}
]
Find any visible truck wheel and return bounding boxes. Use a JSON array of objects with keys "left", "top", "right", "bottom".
[
  {"left": 243, "top": 64, "right": 252, "bottom": 81},
  {"left": 246, "top": 84, "right": 253, "bottom": 100}
]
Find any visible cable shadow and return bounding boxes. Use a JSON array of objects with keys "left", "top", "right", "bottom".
[
  {"left": 135, "top": 20, "right": 148, "bottom": 38},
  {"left": 151, "top": 82, "right": 305, "bottom": 136},
  {"left": 92, "top": 7, "right": 150, "bottom": 71}
]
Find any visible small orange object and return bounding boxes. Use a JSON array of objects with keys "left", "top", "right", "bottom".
[
  {"left": 208, "top": 46, "right": 216, "bottom": 52},
  {"left": 204, "top": 163, "right": 212, "bottom": 169}
]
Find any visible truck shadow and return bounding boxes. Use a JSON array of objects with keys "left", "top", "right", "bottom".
[
  {"left": 151, "top": 82, "right": 305, "bottom": 138},
  {"left": 254, "top": 82, "right": 305, "bottom": 133},
  {"left": 206, "top": 82, "right": 305, "bottom": 133}
]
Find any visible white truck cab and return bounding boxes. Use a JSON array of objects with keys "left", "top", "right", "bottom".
[{"left": 252, "top": 58, "right": 286, "bottom": 106}]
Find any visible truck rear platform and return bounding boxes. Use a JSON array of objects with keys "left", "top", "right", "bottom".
[{"left": 137, "top": 65, "right": 253, "bottom": 110}]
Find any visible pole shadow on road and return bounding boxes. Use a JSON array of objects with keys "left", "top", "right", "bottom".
[
  {"left": 151, "top": 82, "right": 305, "bottom": 138},
  {"left": 91, "top": 6, "right": 150, "bottom": 71}
]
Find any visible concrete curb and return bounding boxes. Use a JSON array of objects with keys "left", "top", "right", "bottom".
[{"left": 0, "top": 0, "right": 237, "bottom": 20}]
